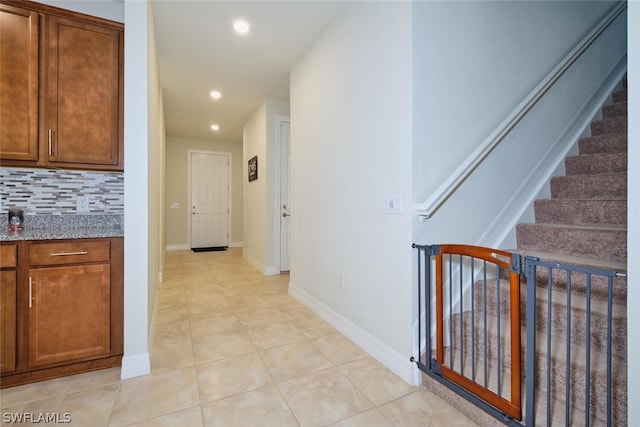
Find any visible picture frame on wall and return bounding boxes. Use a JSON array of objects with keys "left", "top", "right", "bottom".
[{"left": 248, "top": 155, "right": 258, "bottom": 181}]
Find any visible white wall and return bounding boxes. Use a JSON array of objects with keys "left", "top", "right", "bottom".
[
  {"left": 165, "top": 136, "right": 244, "bottom": 248},
  {"left": 289, "top": 2, "right": 414, "bottom": 383},
  {"left": 242, "top": 100, "right": 290, "bottom": 273},
  {"left": 627, "top": 2, "right": 638, "bottom": 424},
  {"left": 146, "top": 1, "right": 164, "bottom": 350},
  {"left": 412, "top": 1, "right": 626, "bottom": 248},
  {"left": 243, "top": 102, "right": 268, "bottom": 270},
  {"left": 120, "top": 0, "right": 164, "bottom": 380}
]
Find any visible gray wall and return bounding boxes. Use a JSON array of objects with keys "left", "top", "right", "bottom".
[{"left": 165, "top": 136, "right": 244, "bottom": 248}]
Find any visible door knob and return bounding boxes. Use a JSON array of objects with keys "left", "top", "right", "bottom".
[{"left": 282, "top": 213, "right": 291, "bottom": 218}]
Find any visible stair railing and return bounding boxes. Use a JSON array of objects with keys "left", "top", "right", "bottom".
[
  {"left": 412, "top": 244, "right": 523, "bottom": 424},
  {"left": 413, "top": 244, "right": 627, "bottom": 426},
  {"left": 414, "top": 1, "right": 627, "bottom": 221},
  {"left": 523, "top": 257, "right": 627, "bottom": 427}
]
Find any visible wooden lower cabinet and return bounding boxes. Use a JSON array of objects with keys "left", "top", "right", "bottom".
[
  {"left": 1, "top": 243, "right": 18, "bottom": 374},
  {"left": 1, "top": 237, "right": 123, "bottom": 388},
  {"left": 28, "top": 264, "right": 111, "bottom": 367},
  {"left": 1, "top": 271, "right": 17, "bottom": 373}
]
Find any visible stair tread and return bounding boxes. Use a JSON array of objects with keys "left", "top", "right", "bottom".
[
  {"left": 473, "top": 280, "right": 627, "bottom": 317},
  {"left": 519, "top": 223, "right": 626, "bottom": 232},
  {"left": 512, "top": 250, "right": 627, "bottom": 273},
  {"left": 453, "top": 315, "right": 627, "bottom": 371}
]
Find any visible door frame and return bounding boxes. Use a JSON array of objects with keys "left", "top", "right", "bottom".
[
  {"left": 187, "top": 149, "right": 232, "bottom": 249},
  {"left": 273, "top": 116, "right": 291, "bottom": 273}
]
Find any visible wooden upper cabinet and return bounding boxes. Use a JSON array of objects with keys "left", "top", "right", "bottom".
[
  {"left": 0, "top": 0, "right": 124, "bottom": 171},
  {"left": 45, "top": 16, "right": 123, "bottom": 169},
  {"left": 0, "top": 3, "right": 40, "bottom": 162}
]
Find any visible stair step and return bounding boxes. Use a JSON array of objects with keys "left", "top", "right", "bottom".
[
  {"left": 602, "top": 101, "right": 627, "bottom": 118},
  {"left": 550, "top": 173, "right": 626, "bottom": 199},
  {"left": 447, "top": 317, "right": 627, "bottom": 425},
  {"left": 590, "top": 116, "right": 627, "bottom": 136},
  {"left": 612, "top": 89, "right": 627, "bottom": 103},
  {"left": 516, "top": 223, "right": 627, "bottom": 262},
  {"left": 533, "top": 198, "right": 626, "bottom": 227},
  {"left": 471, "top": 281, "right": 627, "bottom": 360},
  {"left": 578, "top": 133, "right": 627, "bottom": 154},
  {"left": 565, "top": 152, "right": 627, "bottom": 175}
]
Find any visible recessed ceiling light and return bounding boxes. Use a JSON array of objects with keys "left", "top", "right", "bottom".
[
  {"left": 233, "top": 19, "right": 250, "bottom": 35},
  {"left": 210, "top": 90, "right": 221, "bottom": 100},
  {"left": 210, "top": 124, "right": 220, "bottom": 131}
]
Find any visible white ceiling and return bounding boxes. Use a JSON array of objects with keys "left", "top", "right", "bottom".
[{"left": 152, "top": 1, "right": 347, "bottom": 143}]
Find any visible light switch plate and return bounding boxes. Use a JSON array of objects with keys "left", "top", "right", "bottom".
[{"left": 384, "top": 195, "right": 402, "bottom": 214}]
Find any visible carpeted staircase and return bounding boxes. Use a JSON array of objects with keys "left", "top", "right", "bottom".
[
  {"left": 423, "top": 77, "right": 628, "bottom": 426},
  {"left": 512, "top": 76, "right": 628, "bottom": 426},
  {"left": 516, "top": 77, "right": 628, "bottom": 271}
]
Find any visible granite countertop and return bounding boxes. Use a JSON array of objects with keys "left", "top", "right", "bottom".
[{"left": 0, "top": 214, "right": 124, "bottom": 241}]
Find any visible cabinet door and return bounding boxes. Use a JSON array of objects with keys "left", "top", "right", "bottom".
[
  {"left": 1, "top": 271, "right": 17, "bottom": 373},
  {"left": 45, "top": 16, "right": 122, "bottom": 168},
  {"left": 0, "top": 3, "right": 39, "bottom": 162},
  {"left": 28, "top": 264, "right": 111, "bottom": 368}
]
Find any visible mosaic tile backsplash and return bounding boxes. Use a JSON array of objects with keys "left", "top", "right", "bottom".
[{"left": 0, "top": 167, "right": 124, "bottom": 215}]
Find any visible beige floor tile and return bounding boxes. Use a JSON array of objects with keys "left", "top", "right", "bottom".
[
  {"left": 56, "top": 383, "right": 120, "bottom": 426},
  {"left": 129, "top": 406, "right": 203, "bottom": 427},
  {"left": 201, "top": 385, "right": 298, "bottom": 427},
  {"left": 378, "top": 389, "right": 478, "bottom": 427},
  {"left": 192, "top": 330, "right": 255, "bottom": 364},
  {"left": 196, "top": 353, "right": 274, "bottom": 403},
  {"left": 275, "top": 300, "right": 315, "bottom": 319},
  {"left": 151, "top": 338, "right": 195, "bottom": 373},
  {"left": 293, "top": 316, "right": 338, "bottom": 339},
  {"left": 155, "top": 306, "right": 190, "bottom": 326},
  {"left": 0, "top": 367, "right": 121, "bottom": 408},
  {"left": 153, "top": 319, "right": 192, "bottom": 344},
  {"left": 235, "top": 307, "right": 289, "bottom": 328},
  {"left": 329, "top": 408, "right": 395, "bottom": 427},
  {"left": 109, "top": 367, "right": 199, "bottom": 427},
  {"left": 187, "top": 297, "right": 234, "bottom": 317},
  {"left": 2, "top": 382, "right": 118, "bottom": 427},
  {"left": 245, "top": 321, "right": 306, "bottom": 349},
  {"left": 189, "top": 312, "right": 243, "bottom": 338},
  {"left": 259, "top": 340, "right": 333, "bottom": 383},
  {"left": 313, "top": 334, "right": 367, "bottom": 365},
  {"left": 278, "top": 368, "right": 374, "bottom": 427},
  {"left": 338, "top": 357, "right": 416, "bottom": 405},
  {"left": 226, "top": 294, "right": 274, "bottom": 311}
]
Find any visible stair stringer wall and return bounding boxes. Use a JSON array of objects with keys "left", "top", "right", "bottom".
[
  {"left": 413, "top": 8, "right": 627, "bottom": 249},
  {"left": 485, "top": 56, "right": 627, "bottom": 251},
  {"left": 412, "top": 6, "right": 627, "bottom": 401}
]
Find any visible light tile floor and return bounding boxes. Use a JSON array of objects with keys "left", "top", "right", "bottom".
[{"left": 0, "top": 248, "right": 477, "bottom": 426}]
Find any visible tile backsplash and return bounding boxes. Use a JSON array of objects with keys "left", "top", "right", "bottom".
[{"left": 0, "top": 167, "right": 124, "bottom": 215}]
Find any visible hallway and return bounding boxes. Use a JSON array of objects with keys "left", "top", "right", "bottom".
[{"left": 1, "top": 248, "right": 475, "bottom": 426}]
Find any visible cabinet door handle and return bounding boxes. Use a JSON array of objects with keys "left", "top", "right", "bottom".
[
  {"left": 48, "top": 129, "right": 53, "bottom": 156},
  {"left": 50, "top": 251, "right": 88, "bottom": 257},
  {"left": 29, "top": 277, "right": 34, "bottom": 308}
]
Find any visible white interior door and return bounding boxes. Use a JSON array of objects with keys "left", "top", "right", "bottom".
[
  {"left": 280, "top": 120, "right": 291, "bottom": 271},
  {"left": 190, "top": 152, "right": 229, "bottom": 248}
]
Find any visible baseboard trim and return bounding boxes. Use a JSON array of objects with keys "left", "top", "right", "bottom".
[
  {"left": 165, "top": 244, "right": 188, "bottom": 251},
  {"left": 229, "top": 241, "right": 243, "bottom": 248},
  {"left": 242, "top": 252, "right": 264, "bottom": 273},
  {"left": 289, "top": 282, "right": 420, "bottom": 386},
  {"left": 120, "top": 353, "right": 150, "bottom": 380}
]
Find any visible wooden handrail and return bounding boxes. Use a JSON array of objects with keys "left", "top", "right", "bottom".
[{"left": 414, "top": 1, "right": 627, "bottom": 220}]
